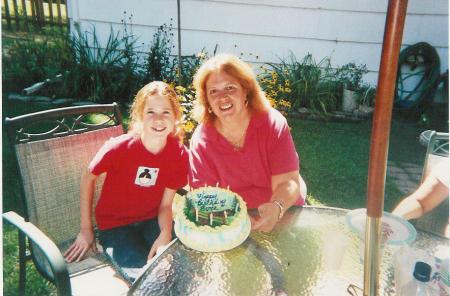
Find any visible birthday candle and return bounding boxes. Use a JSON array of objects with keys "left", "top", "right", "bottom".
[
  {"left": 195, "top": 207, "right": 199, "bottom": 222},
  {"left": 235, "top": 203, "right": 239, "bottom": 213},
  {"left": 216, "top": 182, "right": 219, "bottom": 187},
  {"left": 210, "top": 212, "right": 213, "bottom": 226}
]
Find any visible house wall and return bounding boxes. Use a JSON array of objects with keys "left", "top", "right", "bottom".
[{"left": 67, "top": 0, "right": 448, "bottom": 86}]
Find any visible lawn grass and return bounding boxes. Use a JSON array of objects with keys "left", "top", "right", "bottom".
[
  {"left": 2, "top": 100, "right": 429, "bottom": 295},
  {"left": 289, "top": 117, "right": 426, "bottom": 211}
]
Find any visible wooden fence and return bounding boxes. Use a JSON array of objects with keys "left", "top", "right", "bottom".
[{"left": 2, "top": 0, "right": 68, "bottom": 30}]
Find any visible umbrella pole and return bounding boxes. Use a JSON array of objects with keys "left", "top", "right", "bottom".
[
  {"left": 177, "top": 0, "right": 182, "bottom": 85},
  {"left": 364, "top": 0, "right": 408, "bottom": 295}
]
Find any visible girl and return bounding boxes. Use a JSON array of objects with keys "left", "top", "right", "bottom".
[{"left": 64, "top": 81, "right": 189, "bottom": 283}]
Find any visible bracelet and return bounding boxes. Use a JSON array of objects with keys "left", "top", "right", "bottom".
[{"left": 272, "top": 200, "right": 284, "bottom": 220}]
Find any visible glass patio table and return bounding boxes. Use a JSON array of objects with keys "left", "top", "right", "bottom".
[{"left": 128, "top": 206, "right": 448, "bottom": 296}]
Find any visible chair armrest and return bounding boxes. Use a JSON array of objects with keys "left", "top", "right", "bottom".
[{"left": 3, "top": 211, "right": 72, "bottom": 296}]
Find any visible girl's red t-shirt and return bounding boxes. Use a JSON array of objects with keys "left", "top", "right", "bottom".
[{"left": 89, "top": 134, "right": 188, "bottom": 230}]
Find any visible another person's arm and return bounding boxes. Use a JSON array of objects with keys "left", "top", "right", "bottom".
[
  {"left": 393, "top": 174, "right": 448, "bottom": 220},
  {"left": 64, "top": 169, "right": 98, "bottom": 262},
  {"left": 148, "top": 188, "right": 176, "bottom": 260}
]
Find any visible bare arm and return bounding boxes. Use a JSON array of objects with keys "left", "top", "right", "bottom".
[
  {"left": 148, "top": 188, "right": 176, "bottom": 259},
  {"left": 64, "top": 168, "right": 98, "bottom": 262},
  {"left": 393, "top": 174, "right": 448, "bottom": 220},
  {"left": 251, "top": 171, "right": 307, "bottom": 232}
]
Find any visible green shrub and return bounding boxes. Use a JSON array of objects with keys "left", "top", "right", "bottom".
[
  {"left": 61, "top": 23, "right": 142, "bottom": 103},
  {"left": 143, "top": 22, "right": 177, "bottom": 83},
  {"left": 335, "top": 62, "right": 369, "bottom": 92},
  {"left": 259, "top": 52, "right": 340, "bottom": 115},
  {"left": 2, "top": 27, "right": 73, "bottom": 93}
]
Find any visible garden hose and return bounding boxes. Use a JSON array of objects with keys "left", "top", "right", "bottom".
[{"left": 394, "top": 42, "right": 441, "bottom": 111}]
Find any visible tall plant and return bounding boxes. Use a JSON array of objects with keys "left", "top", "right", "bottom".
[
  {"left": 143, "top": 23, "right": 177, "bottom": 83},
  {"left": 2, "top": 27, "right": 73, "bottom": 93},
  {"left": 63, "top": 22, "right": 141, "bottom": 103},
  {"left": 259, "top": 52, "right": 340, "bottom": 114}
]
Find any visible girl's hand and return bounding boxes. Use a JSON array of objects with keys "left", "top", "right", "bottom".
[
  {"left": 64, "top": 228, "right": 97, "bottom": 263},
  {"left": 250, "top": 202, "right": 280, "bottom": 232},
  {"left": 148, "top": 231, "right": 172, "bottom": 260}
]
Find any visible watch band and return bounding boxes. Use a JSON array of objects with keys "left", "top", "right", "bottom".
[{"left": 272, "top": 200, "right": 284, "bottom": 220}]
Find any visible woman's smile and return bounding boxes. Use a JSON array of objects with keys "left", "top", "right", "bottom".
[{"left": 206, "top": 71, "right": 247, "bottom": 120}]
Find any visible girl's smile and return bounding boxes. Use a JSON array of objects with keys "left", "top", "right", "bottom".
[{"left": 142, "top": 95, "right": 176, "bottom": 139}]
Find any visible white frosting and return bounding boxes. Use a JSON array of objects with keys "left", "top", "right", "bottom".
[{"left": 174, "top": 187, "right": 251, "bottom": 252}]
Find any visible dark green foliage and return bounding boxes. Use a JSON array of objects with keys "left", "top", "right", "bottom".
[
  {"left": 143, "top": 22, "right": 177, "bottom": 83},
  {"left": 2, "top": 28, "right": 73, "bottom": 93},
  {"left": 142, "top": 21, "right": 208, "bottom": 88},
  {"left": 62, "top": 23, "right": 142, "bottom": 104},
  {"left": 260, "top": 52, "right": 341, "bottom": 114},
  {"left": 335, "top": 62, "right": 369, "bottom": 92}
]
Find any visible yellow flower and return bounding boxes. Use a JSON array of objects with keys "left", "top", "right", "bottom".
[
  {"left": 183, "top": 121, "right": 195, "bottom": 133},
  {"left": 196, "top": 52, "right": 206, "bottom": 59},
  {"left": 175, "top": 85, "right": 186, "bottom": 93}
]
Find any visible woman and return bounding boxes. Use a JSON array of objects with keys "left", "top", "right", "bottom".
[{"left": 189, "top": 54, "right": 307, "bottom": 232}]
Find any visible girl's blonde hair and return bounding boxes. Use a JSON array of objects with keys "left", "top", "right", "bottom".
[
  {"left": 129, "top": 81, "right": 183, "bottom": 140},
  {"left": 192, "top": 53, "right": 270, "bottom": 123}
]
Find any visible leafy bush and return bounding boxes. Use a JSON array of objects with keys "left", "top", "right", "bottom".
[
  {"left": 2, "top": 27, "right": 73, "bottom": 93},
  {"left": 143, "top": 22, "right": 177, "bottom": 83},
  {"left": 62, "top": 23, "right": 142, "bottom": 103},
  {"left": 335, "top": 62, "right": 368, "bottom": 92},
  {"left": 259, "top": 53, "right": 340, "bottom": 114}
]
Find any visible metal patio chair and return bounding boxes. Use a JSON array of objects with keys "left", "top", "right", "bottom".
[
  {"left": 414, "top": 130, "right": 449, "bottom": 237},
  {"left": 3, "top": 103, "right": 130, "bottom": 295}
]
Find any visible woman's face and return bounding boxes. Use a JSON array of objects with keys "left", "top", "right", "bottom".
[
  {"left": 205, "top": 71, "right": 248, "bottom": 122},
  {"left": 141, "top": 95, "right": 176, "bottom": 139}
]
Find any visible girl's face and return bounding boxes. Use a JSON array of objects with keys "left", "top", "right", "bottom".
[
  {"left": 141, "top": 95, "right": 176, "bottom": 139},
  {"left": 205, "top": 71, "right": 248, "bottom": 122}
]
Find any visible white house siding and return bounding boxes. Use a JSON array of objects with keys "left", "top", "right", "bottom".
[{"left": 67, "top": 0, "right": 448, "bottom": 86}]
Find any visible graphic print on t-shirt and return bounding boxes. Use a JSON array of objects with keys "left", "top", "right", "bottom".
[{"left": 135, "top": 166, "right": 159, "bottom": 187}]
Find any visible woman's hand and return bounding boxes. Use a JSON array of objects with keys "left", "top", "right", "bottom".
[
  {"left": 148, "top": 231, "right": 172, "bottom": 260},
  {"left": 250, "top": 202, "right": 280, "bottom": 232},
  {"left": 64, "top": 228, "right": 97, "bottom": 263}
]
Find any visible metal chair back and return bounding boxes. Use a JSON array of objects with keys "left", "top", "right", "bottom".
[{"left": 5, "top": 103, "right": 124, "bottom": 279}]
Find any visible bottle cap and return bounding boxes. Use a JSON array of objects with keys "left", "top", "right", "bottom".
[{"left": 413, "top": 261, "right": 432, "bottom": 282}]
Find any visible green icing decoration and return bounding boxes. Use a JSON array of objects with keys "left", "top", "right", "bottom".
[{"left": 184, "top": 189, "right": 241, "bottom": 227}]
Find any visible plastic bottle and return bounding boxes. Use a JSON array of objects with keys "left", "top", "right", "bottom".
[{"left": 398, "top": 261, "right": 435, "bottom": 296}]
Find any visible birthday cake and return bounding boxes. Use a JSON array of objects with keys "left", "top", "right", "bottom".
[{"left": 174, "top": 187, "right": 251, "bottom": 252}]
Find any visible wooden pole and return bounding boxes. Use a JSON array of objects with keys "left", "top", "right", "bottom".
[
  {"left": 4, "top": 0, "right": 12, "bottom": 30},
  {"left": 30, "top": 0, "right": 37, "bottom": 24},
  {"left": 177, "top": 0, "right": 182, "bottom": 85},
  {"left": 12, "top": 0, "right": 20, "bottom": 30},
  {"left": 21, "top": 0, "right": 29, "bottom": 31},
  {"left": 56, "top": 0, "right": 62, "bottom": 28},
  {"left": 364, "top": 0, "right": 408, "bottom": 295},
  {"left": 366, "top": 0, "right": 408, "bottom": 217},
  {"left": 48, "top": 0, "right": 54, "bottom": 26}
]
